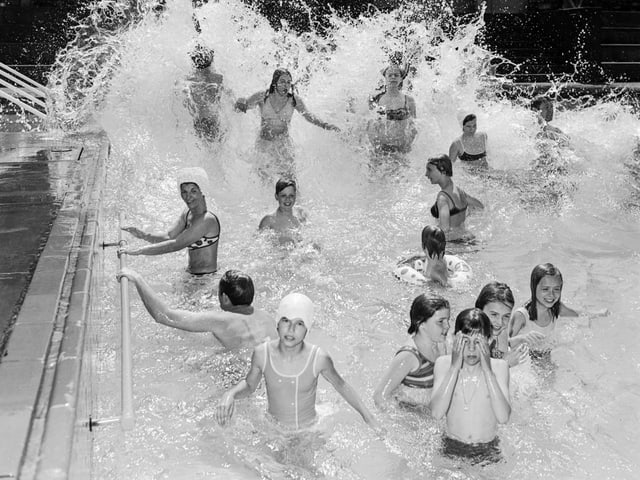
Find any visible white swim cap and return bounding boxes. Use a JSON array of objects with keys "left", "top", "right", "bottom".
[
  {"left": 276, "top": 293, "right": 315, "bottom": 331},
  {"left": 177, "top": 167, "right": 210, "bottom": 197}
]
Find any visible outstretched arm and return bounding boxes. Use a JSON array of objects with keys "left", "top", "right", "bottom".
[
  {"left": 121, "top": 213, "right": 217, "bottom": 256},
  {"left": 121, "top": 212, "right": 186, "bottom": 244},
  {"left": 234, "top": 91, "right": 264, "bottom": 112},
  {"left": 318, "top": 350, "right": 381, "bottom": 431},
  {"left": 215, "top": 347, "right": 264, "bottom": 426},
  {"left": 294, "top": 96, "right": 340, "bottom": 131},
  {"left": 117, "top": 267, "right": 226, "bottom": 333}
]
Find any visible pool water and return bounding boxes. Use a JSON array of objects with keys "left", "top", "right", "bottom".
[{"left": 50, "top": 1, "right": 640, "bottom": 478}]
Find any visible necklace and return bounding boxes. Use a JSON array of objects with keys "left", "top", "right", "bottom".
[{"left": 460, "top": 371, "right": 480, "bottom": 411}]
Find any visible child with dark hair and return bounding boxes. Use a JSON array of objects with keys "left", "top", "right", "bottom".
[
  {"left": 258, "top": 177, "right": 308, "bottom": 246},
  {"left": 116, "top": 268, "right": 274, "bottom": 350},
  {"left": 531, "top": 95, "right": 568, "bottom": 143},
  {"left": 394, "top": 225, "right": 472, "bottom": 288},
  {"left": 374, "top": 294, "right": 450, "bottom": 409},
  {"left": 430, "top": 308, "right": 510, "bottom": 464},
  {"left": 475, "top": 282, "right": 528, "bottom": 367}
]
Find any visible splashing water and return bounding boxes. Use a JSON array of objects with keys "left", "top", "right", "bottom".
[{"left": 48, "top": 1, "right": 640, "bottom": 478}]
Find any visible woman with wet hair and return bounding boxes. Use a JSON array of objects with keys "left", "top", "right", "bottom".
[
  {"left": 234, "top": 68, "right": 340, "bottom": 177},
  {"left": 367, "top": 63, "right": 418, "bottom": 155}
]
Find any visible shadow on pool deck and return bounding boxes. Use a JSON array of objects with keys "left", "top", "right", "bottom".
[{"left": 0, "top": 130, "right": 109, "bottom": 479}]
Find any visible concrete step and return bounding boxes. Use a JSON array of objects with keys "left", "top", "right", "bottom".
[
  {"left": 601, "top": 61, "right": 640, "bottom": 81},
  {"left": 601, "top": 10, "right": 640, "bottom": 27},
  {"left": 601, "top": 44, "right": 640, "bottom": 62},
  {"left": 601, "top": 27, "right": 640, "bottom": 44}
]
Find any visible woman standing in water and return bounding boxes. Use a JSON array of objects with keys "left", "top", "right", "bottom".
[
  {"left": 367, "top": 63, "right": 418, "bottom": 155},
  {"left": 234, "top": 68, "right": 340, "bottom": 178},
  {"left": 120, "top": 167, "right": 220, "bottom": 275},
  {"left": 425, "top": 154, "right": 483, "bottom": 243},
  {"left": 449, "top": 114, "right": 488, "bottom": 168}
]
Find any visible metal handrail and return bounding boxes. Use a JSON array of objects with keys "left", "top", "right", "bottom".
[
  {"left": 118, "top": 212, "right": 135, "bottom": 430},
  {"left": 0, "top": 61, "right": 49, "bottom": 95},
  {"left": 90, "top": 213, "right": 135, "bottom": 431},
  {"left": 0, "top": 61, "right": 48, "bottom": 119}
]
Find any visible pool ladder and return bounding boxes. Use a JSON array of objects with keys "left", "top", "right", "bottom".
[{"left": 0, "top": 62, "right": 48, "bottom": 120}]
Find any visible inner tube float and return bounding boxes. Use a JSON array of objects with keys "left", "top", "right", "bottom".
[{"left": 393, "top": 255, "right": 472, "bottom": 287}]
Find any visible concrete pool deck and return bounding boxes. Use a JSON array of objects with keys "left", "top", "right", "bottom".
[{"left": 0, "top": 131, "right": 108, "bottom": 479}]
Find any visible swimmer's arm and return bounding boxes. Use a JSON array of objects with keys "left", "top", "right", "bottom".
[
  {"left": 294, "top": 96, "right": 340, "bottom": 131},
  {"left": 373, "top": 351, "right": 419, "bottom": 410},
  {"left": 507, "top": 310, "right": 527, "bottom": 347},
  {"left": 127, "top": 215, "right": 218, "bottom": 256},
  {"left": 216, "top": 348, "right": 264, "bottom": 425},
  {"left": 296, "top": 207, "right": 308, "bottom": 224},
  {"left": 448, "top": 140, "right": 461, "bottom": 163},
  {"left": 408, "top": 96, "right": 417, "bottom": 118},
  {"left": 234, "top": 91, "right": 263, "bottom": 112},
  {"left": 464, "top": 191, "right": 484, "bottom": 210},
  {"left": 117, "top": 267, "right": 217, "bottom": 332},
  {"left": 318, "top": 350, "right": 378, "bottom": 426},
  {"left": 484, "top": 358, "right": 511, "bottom": 424},
  {"left": 258, "top": 214, "right": 275, "bottom": 231},
  {"left": 436, "top": 195, "right": 452, "bottom": 233},
  {"left": 558, "top": 302, "right": 579, "bottom": 317},
  {"left": 121, "top": 215, "right": 183, "bottom": 243},
  {"left": 429, "top": 356, "right": 458, "bottom": 419}
]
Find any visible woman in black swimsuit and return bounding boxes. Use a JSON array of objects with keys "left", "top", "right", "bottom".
[
  {"left": 366, "top": 63, "right": 417, "bottom": 154},
  {"left": 448, "top": 114, "right": 488, "bottom": 167},
  {"left": 425, "top": 155, "right": 483, "bottom": 242}
]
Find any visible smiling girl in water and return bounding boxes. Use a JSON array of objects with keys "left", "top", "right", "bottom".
[
  {"left": 509, "top": 263, "right": 576, "bottom": 356},
  {"left": 373, "top": 294, "right": 450, "bottom": 410},
  {"left": 475, "top": 282, "right": 528, "bottom": 368}
]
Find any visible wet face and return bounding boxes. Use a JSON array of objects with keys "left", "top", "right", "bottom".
[
  {"left": 275, "top": 186, "right": 296, "bottom": 210},
  {"left": 275, "top": 74, "right": 292, "bottom": 95},
  {"left": 421, "top": 308, "right": 450, "bottom": 342},
  {"left": 384, "top": 66, "right": 403, "bottom": 86},
  {"left": 180, "top": 183, "right": 203, "bottom": 208},
  {"left": 277, "top": 316, "right": 307, "bottom": 346},
  {"left": 461, "top": 333, "right": 484, "bottom": 366},
  {"left": 425, "top": 163, "right": 441, "bottom": 184},
  {"left": 482, "top": 301, "right": 513, "bottom": 337},
  {"left": 462, "top": 118, "right": 477, "bottom": 135},
  {"left": 535, "top": 274, "right": 562, "bottom": 309}
]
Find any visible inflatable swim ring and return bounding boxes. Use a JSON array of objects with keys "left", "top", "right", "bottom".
[{"left": 393, "top": 255, "right": 472, "bottom": 287}]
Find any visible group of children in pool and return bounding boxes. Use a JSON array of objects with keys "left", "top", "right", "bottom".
[{"left": 119, "top": 228, "right": 592, "bottom": 464}]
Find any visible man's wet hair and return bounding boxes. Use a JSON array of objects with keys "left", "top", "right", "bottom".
[{"left": 219, "top": 270, "right": 254, "bottom": 305}]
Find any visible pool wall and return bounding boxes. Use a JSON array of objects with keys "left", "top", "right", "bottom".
[{"left": 0, "top": 132, "right": 109, "bottom": 480}]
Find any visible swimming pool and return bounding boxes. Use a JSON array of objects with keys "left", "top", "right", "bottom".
[{"left": 50, "top": 1, "right": 640, "bottom": 478}]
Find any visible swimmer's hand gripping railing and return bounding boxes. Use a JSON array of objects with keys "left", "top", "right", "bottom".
[
  {"left": 90, "top": 212, "right": 135, "bottom": 430},
  {"left": 0, "top": 62, "right": 48, "bottom": 120}
]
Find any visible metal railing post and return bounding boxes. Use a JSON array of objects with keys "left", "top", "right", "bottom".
[{"left": 118, "top": 212, "right": 135, "bottom": 430}]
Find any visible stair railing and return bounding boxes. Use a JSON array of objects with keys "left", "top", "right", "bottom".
[{"left": 0, "top": 61, "right": 49, "bottom": 120}]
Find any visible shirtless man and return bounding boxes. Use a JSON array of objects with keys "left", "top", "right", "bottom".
[
  {"left": 215, "top": 293, "right": 382, "bottom": 432},
  {"left": 429, "top": 308, "right": 510, "bottom": 464},
  {"left": 258, "top": 177, "right": 307, "bottom": 245},
  {"left": 116, "top": 267, "right": 274, "bottom": 350}
]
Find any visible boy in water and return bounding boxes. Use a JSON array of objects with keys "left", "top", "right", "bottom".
[
  {"left": 258, "top": 178, "right": 308, "bottom": 246},
  {"left": 215, "top": 293, "right": 382, "bottom": 432},
  {"left": 429, "top": 308, "right": 510, "bottom": 464},
  {"left": 117, "top": 268, "right": 274, "bottom": 349}
]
